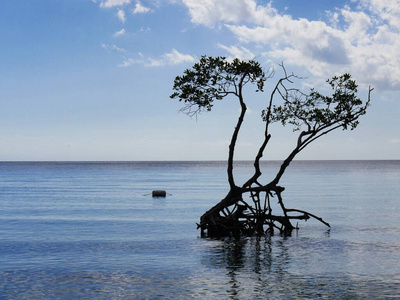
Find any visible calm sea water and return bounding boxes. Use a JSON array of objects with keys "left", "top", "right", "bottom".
[{"left": 0, "top": 160, "right": 399, "bottom": 299}]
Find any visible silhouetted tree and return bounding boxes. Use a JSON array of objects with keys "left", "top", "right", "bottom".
[{"left": 171, "top": 56, "right": 372, "bottom": 237}]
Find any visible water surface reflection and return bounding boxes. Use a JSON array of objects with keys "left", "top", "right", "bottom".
[{"left": 196, "top": 233, "right": 396, "bottom": 299}]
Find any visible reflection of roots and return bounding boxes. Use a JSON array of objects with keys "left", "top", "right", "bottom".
[{"left": 198, "top": 189, "right": 330, "bottom": 238}]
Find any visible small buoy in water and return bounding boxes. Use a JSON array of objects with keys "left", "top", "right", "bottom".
[{"left": 152, "top": 190, "right": 166, "bottom": 197}]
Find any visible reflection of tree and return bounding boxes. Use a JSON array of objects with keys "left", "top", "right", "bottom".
[
  {"left": 200, "top": 235, "right": 291, "bottom": 298},
  {"left": 198, "top": 234, "right": 366, "bottom": 298}
]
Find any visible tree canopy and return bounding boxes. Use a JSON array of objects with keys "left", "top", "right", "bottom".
[{"left": 171, "top": 56, "right": 267, "bottom": 116}]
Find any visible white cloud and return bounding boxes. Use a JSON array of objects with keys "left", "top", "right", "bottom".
[
  {"left": 133, "top": 1, "right": 150, "bottom": 14},
  {"left": 113, "top": 45, "right": 126, "bottom": 52},
  {"left": 101, "top": 43, "right": 126, "bottom": 52},
  {"left": 100, "top": 0, "right": 131, "bottom": 8},
  {"left": 163, "top": 48, "right": 195, "bottom": 65},
  {"left": 181, "top": 0, "right": 400, "bottom": 91},
  {"left": 145, "top": 49, "right": 195, "bottom": 66},
  {"left": 182, "top": 0, "right": 277, "bottom": 28},
  {"left": 146, "top": 58, "right": 164, "bottom": 67},
  {"left": 117, "top": 9, "right": 126, "bottom": 23},
  {"left": 358, "top": 0, "right": 400, "bottom": 29},
  {"left": 326, "top": 10, "right": 340, "bottom": 28},
  {"left": 118, "top": 57, "right": 141, "bottom": 67},
  {"left": 218, "top": 44, "right": 256, "bottom": 61},
  {"left": 114, "top": 28, "right": 126, "bottom": 37},
  {"left": 118, "top": 49, "right": 195, "bottom": 67}
]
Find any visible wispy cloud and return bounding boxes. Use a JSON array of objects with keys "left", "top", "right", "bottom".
[
  {"left": 101, "top": 43, "right": 126, "bottom": 52},
  {"left": 114, "top": 28, "right": 126, "bottom": 37},
  {"left": 117, "top": 9, "right": 126, "bottom": 23},
  {"left": 118, "top": 57, "right": 141, "bottom": 67},
  {"left": 163, "top": 48, "right": 196, "bottom": 65},
  {"left": 218, "top": 44, "right": 256, "bottom": 61},
  {"left": 100, "top": 0, "right": 131, "bottom": 8},
  {"left": 358, "top": 0, "right": 400, "bottom": 29},
  {"left": 133, "top": 1, "right": 150, "bottom": 14},
  {"left": 118, "top": 49, "right": 195, "bottom": 67}
]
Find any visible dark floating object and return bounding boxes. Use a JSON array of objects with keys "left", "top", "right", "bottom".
[{"left": 152, "top": 190, "right": 166, "bottom": 197}]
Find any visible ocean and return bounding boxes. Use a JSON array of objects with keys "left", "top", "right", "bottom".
[{"left": 0, "top": 160, "right": 399, "bottom": 299}]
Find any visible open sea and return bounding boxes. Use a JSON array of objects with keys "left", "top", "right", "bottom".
[{"left": 0, "top": 160, "right": 399, "bottom": 299}]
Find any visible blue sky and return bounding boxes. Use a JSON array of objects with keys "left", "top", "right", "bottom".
[{"left": 0, "top": 0, "right": 399, "bottom": 161}]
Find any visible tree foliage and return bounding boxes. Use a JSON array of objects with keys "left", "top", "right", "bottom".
[
  {"left": 171, "top": 56, "right": 266, "bottom": 117},
  {"left": 269, "top": 73, "right": 367, "bottom": 131}
]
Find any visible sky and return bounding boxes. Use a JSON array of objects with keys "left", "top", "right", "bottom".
[{"left": 0, "top": 0, "right": 399, "bottom": 161}]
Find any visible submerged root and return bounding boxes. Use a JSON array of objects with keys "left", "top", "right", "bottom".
[{"left": 198, "top": 188, "right": 330, "bottom": 238}]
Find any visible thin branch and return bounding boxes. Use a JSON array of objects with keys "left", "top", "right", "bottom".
[{"left": 286, "top": 208, "right": 331, "bottom": 227}]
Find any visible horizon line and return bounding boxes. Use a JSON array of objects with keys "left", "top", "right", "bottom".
[{"left": 0, "top": 159, "right": 399, "bottom": 163}]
